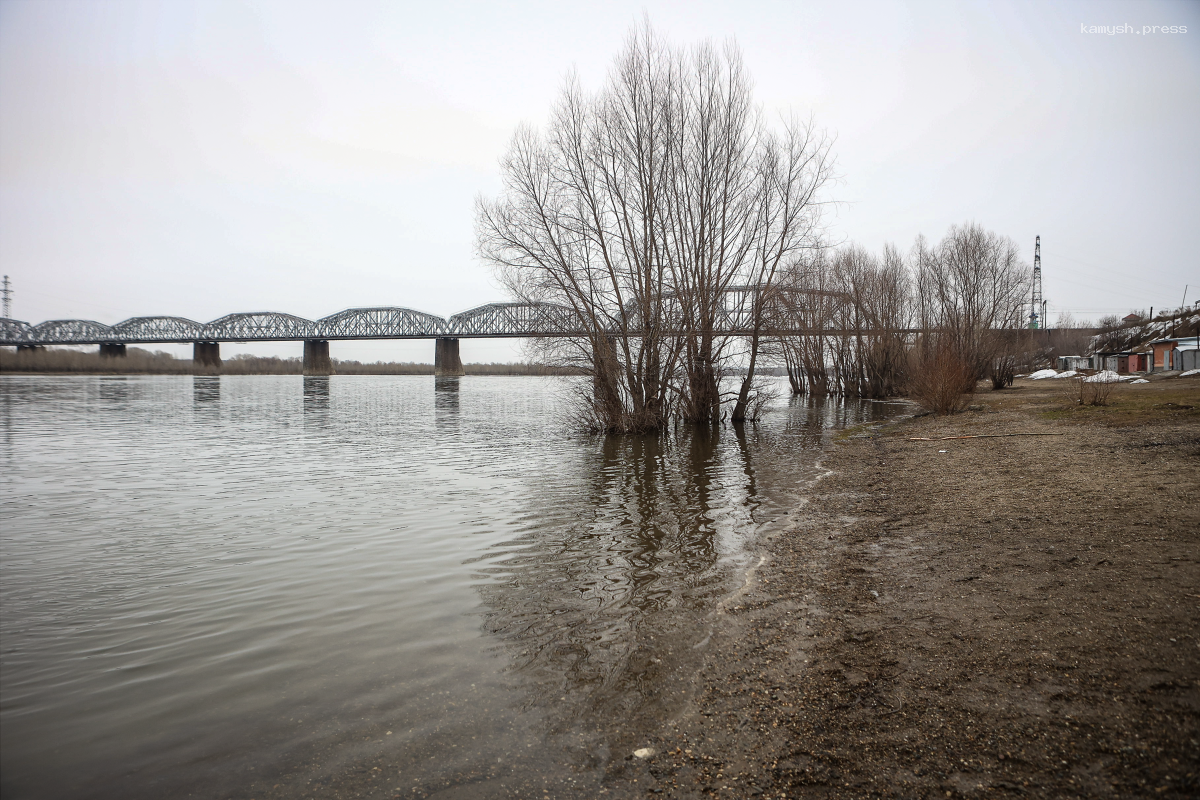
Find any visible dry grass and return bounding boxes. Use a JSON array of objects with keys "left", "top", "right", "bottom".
[
  {"left": 975, "top": 374, "right": 1200, "bottom": 425},
  {"left": 1060, "top": 373, "right": 1116, "bottom": 406}
]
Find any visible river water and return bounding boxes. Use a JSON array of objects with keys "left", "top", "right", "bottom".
[{"left": 0, "top": 374, "right": 899, "bottom": 799}]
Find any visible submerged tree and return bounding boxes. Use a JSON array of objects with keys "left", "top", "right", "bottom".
[
  {"left": 770, "top": 243, "right": 911, "bottom": 399},
  {"left": 476, "top": 22, "right": 833, "bottom": 432},
  {"left": 769, "top": 223, "right": 1029, "bottom": 410}
]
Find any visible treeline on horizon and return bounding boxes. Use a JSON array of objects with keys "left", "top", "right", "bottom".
[{"left": 0, "top": 348, "right": 586, "bottom": 376}]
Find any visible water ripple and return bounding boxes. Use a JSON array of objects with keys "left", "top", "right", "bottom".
[{"left": 0, "top": 374, "right": 897, "bottom": 799}]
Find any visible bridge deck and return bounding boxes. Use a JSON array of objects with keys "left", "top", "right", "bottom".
[
  {"left": 2, "top": 304, "right": 557, "bottom": 345},
  {"left": 2, "top": 301, "right": 898, "bottom": 346}
]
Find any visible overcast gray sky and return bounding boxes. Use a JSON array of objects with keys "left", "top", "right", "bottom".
[{"left": 2, "top": 0, "right": 1197, "bottom": 362}]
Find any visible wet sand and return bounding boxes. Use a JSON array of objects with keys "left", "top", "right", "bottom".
[{"left": 614, "top": 376, "right": 1199, "bottom": 799}]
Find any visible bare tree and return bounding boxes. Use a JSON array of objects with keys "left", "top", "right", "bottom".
[
  {"left": 476, "top": 25, "right": 682, "bottom": 433},
  {"left": 662, "top": 40, "right": 761, "bottom": 426},
  {"left": 769, "top": 242, "right": 911, "bottom": 400},
  {"left": 771, "top": 248, "right": 843, "bottom": 396},
  {"left": 1053, "top": 311, "right": 1093, "bottom": 353},
  {"left": 912, "top": 222, "right": 1030, "bottom": 383},
  {"left": 1092, "top": 314, "right": 1140, "bottom": 354},
  {"left": 826, "top": 243, "right": 911, "bottom": 398},
  {"left": 728, "top": 120, "right": 834, "bottom": 421},
  {"left": 476, "top": 22, "right": 832, "bottom": 431}
]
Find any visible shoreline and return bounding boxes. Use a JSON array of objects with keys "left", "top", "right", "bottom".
[
  {"left": 614, "top": 376, "right": 1199, "bottom": 799},
  {"left": 5, "top": 373, "right": 1194, "bottom": 797}
]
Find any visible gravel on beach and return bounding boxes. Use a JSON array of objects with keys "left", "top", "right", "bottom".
[{"left": 612, "top": 377, "right": 1199, "bottom": 799}]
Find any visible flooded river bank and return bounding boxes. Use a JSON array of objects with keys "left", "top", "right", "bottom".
[{"left": 0, "top": 375, "right": 898, "bottom": 799}]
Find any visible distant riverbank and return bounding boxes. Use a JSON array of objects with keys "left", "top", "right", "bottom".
[{"left": 0, "top": 347, "right": 585, "bottom": 376}]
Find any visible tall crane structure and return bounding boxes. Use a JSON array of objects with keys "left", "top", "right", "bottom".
[{"left": 1028, "top": 236, "right": 1043, "bottom": 329}]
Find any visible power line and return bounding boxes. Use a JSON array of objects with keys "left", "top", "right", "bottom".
[
  {"left": 1045, "top": 250, "right": 1184, "bottom": 296},
  {"left": 12, "top": 286, "right": 144, "bottom": 321}
]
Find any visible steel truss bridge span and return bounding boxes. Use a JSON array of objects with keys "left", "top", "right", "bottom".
[
  {"left": 1, "top": 293, "right": 864, "bottom": 347},
  {"left": 0, "top": 305, "right": 575, "bottom": 345},
  {"left": 3, "top": 302, "right": 634, "bottom": 345}
]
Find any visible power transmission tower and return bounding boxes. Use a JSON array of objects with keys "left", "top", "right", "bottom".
[
  {"left": 1, "top": 275, "right": 10, "bottom": 319},
  {"left": 1028, "top": 236, "right": 1043, "bottom": 329}
]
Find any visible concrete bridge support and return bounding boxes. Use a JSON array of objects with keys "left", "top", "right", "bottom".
[
  {"left": 303, "top": 339, "right": 334, "bottom": 376},
  {"left": 434, "top": 337, "right": 464, "bottom": 376},
  {"left": 193, "top": 341, "right": 221, "bottom": 371},
  {"left": 99, "top": 343, "right": 127, "bottom": 358}
]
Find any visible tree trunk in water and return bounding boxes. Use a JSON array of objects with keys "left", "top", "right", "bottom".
[
  {"left": 592, "top": 335, "right": 624, "bottom": 432},
  {"left": 685, "top": 335, "right": 721, "bottom": 425},
  {"left": 731, "top": 328, "right": 762, "bottom": 422}
]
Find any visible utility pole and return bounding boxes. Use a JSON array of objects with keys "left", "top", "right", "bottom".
[
  {"left": 1, "top": 275, "right": 10, "bottom": 319},
  {"left": 1028, "top": 236, "right": 1042, "bottom": 329}
]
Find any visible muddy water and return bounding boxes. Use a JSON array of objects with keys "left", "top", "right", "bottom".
[{"left": 0, "top": 374, "right": 899, "bottom": 799}]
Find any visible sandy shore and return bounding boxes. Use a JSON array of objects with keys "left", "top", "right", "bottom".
[{"left": 613, "top": 376, "right": 1199, "bottom": 799}]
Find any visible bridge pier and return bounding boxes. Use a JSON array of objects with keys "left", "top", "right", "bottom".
[
  {"left": 99, "top": 343, "right": 127, "bottom": 358},
  {"left": 303, "top": 339, "right": 334, "bottom": 376},
  {"left": 434, "top": 337, "right": 464, "bottom": 377},
  {"left": 193, "top": 341, "right": 221, "bottom": 371}
]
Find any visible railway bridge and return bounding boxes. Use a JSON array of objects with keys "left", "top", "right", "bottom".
[
  {"left": 1, "top": 289, "right": 868, "bottom": 375},
  {"left": 2, "top": 299, "right": 795, "bottom": 376},
  {"left": 2, "top": 303, "right": 591, "bottom": 375}
]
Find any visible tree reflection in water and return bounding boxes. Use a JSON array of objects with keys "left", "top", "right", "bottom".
[
  {"left": 474, "top": 394, "right": 905, "bottom": 760},
  {"left": 476, "top": 426, "right": 759, "bottom": 754}
]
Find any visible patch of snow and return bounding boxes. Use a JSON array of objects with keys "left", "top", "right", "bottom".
[
  {"left": 1052, "top": 370, "right": 1079, "bottom": 379},
  {"left": 1027, "top": 369, "right": 1058, "bottom": 380},
  {"left": 1130, "top": 378, "right": 1150, "bottom": 384},
  {"left": 1180, "top": 369, "right": 1200, "bottom": 378},
  {"left": 1084, "top": 370, "right": 1123, "bottom": 383}
]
